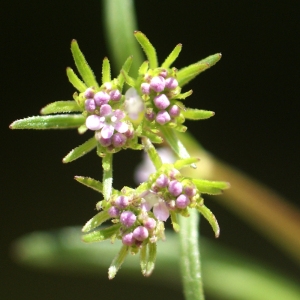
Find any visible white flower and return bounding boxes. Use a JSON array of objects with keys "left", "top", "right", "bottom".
[{"left": 124, "top": 87, "right": 145, "bottom": 120}]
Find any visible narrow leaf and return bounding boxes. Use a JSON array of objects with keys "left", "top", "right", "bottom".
[
  {"left": 40, "top": 101, "right": 81, "bottom": 115},
  {"left": 170, "top": 211, "right": 180, "bottom": 232},
  {"left": 138, "top": 61, "right": 149, "bottom": 75},
  {"left": 192, "top": 179, "right": 230, "bottom": 195},
  {"left": 82, "top": 223, "right": 121, "bottom": 243},
  {"left": 103, "top": 153, "right": 113, "bottom": 200},
  {"left": 182, "top": 109, "right": 215, "bottom": 120},
  {"left": 120, "top": 70, "right": 136, "bottom": 87},
  {"left": 142, "top": 137, "right": 162, "bottom": 170},
  {"left": 161, "top": 44, "right": 182, "bottom": 69},
  {"left": 143, "top": 130, "right": 163, "bottom": 144},
  {"left": 71, "top": 40, "right": 99, "bottom": 88},
  {"left": 134, "top": 31, "right": 158, "bottom": 69},
  {"left": 173, "top": 90, "right": 193, "bottom": 100},
  {"left": 9, "top": 115, "right": 85, "bottom": 130},
  {"left": 82, "top": 211, "right": 111, "bottom": 233},
  {"left": 140, "top": 244, "right": 147, "bottom": 275},
  {"left": 63, "top": 137, "right": 97, "bottom": 163},
  {"left": 145, "top": 242, "right": 157, "bottom": 277},
  {"left": 102, "top": 57, "right": 111, "bottom": 83},
  {"left": 74, "top": 176, "right": 103, "bottom": 194},
  {"left": 174, "top": 157, "right": 199, "bottom": 170},
  {"left": 197, "top": 204, "right": 220, "bottom": 238},
  {"left": 108, "top": 244, "right": 129, "bottom": 279},
  {"left": 117, "top": 56, "right": 133, "bottom": 89},
  {"left": 66, "top": 67, "right": 87, "bottom": 92},
  {"left": 177, "top": 53, "right": 222, "bottom": 87}
]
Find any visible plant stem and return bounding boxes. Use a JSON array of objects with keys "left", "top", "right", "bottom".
[{"left": 179, "top": 210, "right": 205, "bottom": 300}]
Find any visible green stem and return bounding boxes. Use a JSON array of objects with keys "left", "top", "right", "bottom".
[
  {"left": 179, "top": 210, "right": 205, "bottom": 300},
  {"left": 102, "top": 153, "right": 113, "bottom": 200}
]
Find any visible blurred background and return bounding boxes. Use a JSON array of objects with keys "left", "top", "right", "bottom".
[{"left": 2, "top": 0, "right": 299, "bottom": 299}]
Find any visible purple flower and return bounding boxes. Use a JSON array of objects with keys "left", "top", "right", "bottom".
[
  {"left": 115, "top": 195, "right": 129, "bottom": 209},
  {"left": 176, "top": 194, "right": 190, "bottom": 209},
  {"left": 86, "top": 104, "right": 128, "bottom": 139},
  {"left": 84, "top": 88, "right": 95, "bottom": 99},
  {"left": 122, "top": 233, "right": 135, "bottom": 246},
  {"left": 85, "top": 99, "right": 96, "bottom": 113},
  {"left": 143, "top": 217, "right": 156, "bottom": 230},
  {"left": 141, "top": 83, "right": 151, "bottom": 95},
  {"left": 154, "top": 94, "right": 170, "bottom": 110},
  {"left": 165, "top": 77, "right": 178, "bottom": 89},
  {"left": 156, "top": 110, "right": 171, "bottom": 125},
  {"left": 155, "top": 174, "right": 169, "bottom": 188},
  {"left": 112, "top": 133, "right": 127, "bottom": 148},
  {"left": 110, "top": 89, "right": 122, "bottom": 101},
  {"left": 120, "top": 211, "right": 136, "bottom": 227},
  {"left": 108, "top": 206, "right": 120, "bottom": 218},
  {"left": 133, "top": 226, "right": 149, "bottom": 241},
  {"left": 150, "top": 76, "right": 165, "bottom": 92},
  {"left": 94, "top": 91, "right": 110, "bottom": 106},
  {"left": 168, "top": 180, "right": 183, "bottom": 196},
  {"left": 169, "top": 105, "right": 180, "bottom": 117}
]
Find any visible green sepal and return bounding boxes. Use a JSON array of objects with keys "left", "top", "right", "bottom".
[
  {"left": 102, "top": 57, "right": 111, "bottom": 83},
  {"left": 117, "top": 56, "right": 133, "bottom": 90},
  {"left": 161, "top": 44, "right": 182, "bottom": 69},
  {"left": 177, "top": 53, "right": 222, "bottom": 87},
  {"left": 182, "top": 109, "right": 215, "bottom": 120},
  {"left": 134, "top": 31, "right": 158, "bottom": 69},
  {"left": 170, "top": 211, "right": 180, "bottom": 232},
  {"left": 192, "top": 179, "right": 230, "bottom": 195},
  {"left": 82, "top": 223, "right": 121, "bottom": 243},
  {"left": 144, "top": 242, "right": 156, "bottom": 277},
  {"left": 40, "top": 101, "right": 81, "bottom": 115},
  {"left": 174, "top": 157, "right": 199, "bottom": 170},
  {"left": 62, "top": 137, "right": 97, "bottom": 163},
  {"left": 66, "top": 67, "right": 87, "bottom": 92},
  {"left": 143, "top": 130, "right": 164, "bottom": 144},
  {"left": 9, "top": 115, "right": 85, "bottom": 130},
  {"left": 77, "top": 124, "right": 88, "bottom": 134},
  {"left": 138, "top": 61, "right": 149, "bottom": 75},
  {"left": 121, "top": 69, "right": 136, "bottom": 87},
  {"left": 71, "top": 40, "right": 99, "bottom": 88},
  {"left": 196, "top": 204, "right": 220, "bottom": 238},
  {"left": 82, "top": 210, "right": 111, "bottom": 233},
  {"left": 74, "top": 176, "right": 103, "bottom": 194},
  {"left": 142, "top": 137, "right": 162, "bottom": 170},
  {"left": 108, "top": 244, "right": 129, "bottom": 280},
  {"left": 172, "top": 90, "right": 193, "bottom": 100}
]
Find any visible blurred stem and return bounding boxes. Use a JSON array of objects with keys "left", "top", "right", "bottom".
[
  {"left": 179, "top": 209, "right": 204, "bottom": 300},
  {"left": 102, "top": 0, "right": 144, "bottom": 76},
  {"left": 178, "top": 132, "right": 300, "bottom": 264}
]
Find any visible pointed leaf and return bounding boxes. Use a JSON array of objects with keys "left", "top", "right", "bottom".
[
  {"left": 142, "top": 137, "right": 162, "bottom": 169},
  {"left": 182, "top": 109, "right": 215, "bottom": 120},
  {"left": 66, "top": 67, "right": 87, "bottom": 92},
  {"left": 102, "top": 57, "right": 111, "bottom": 83},
  {"left": 138, "top": 61, "right": 149, "bottom": 75},
  {"left": 82, "top": 211, "right": 111, "bottom": 233},
  {"left": 161, "top": 44, "right": 182, "bottom": 69},
  {"left": 192, "top": 179, "right": 230, "bottom": 195},
  {"left": 140, "top": 244, "right": 147, "bottom": 275},
  {"left": 177, "top": 53, "right": 222, "bottom": 87},
  {"left": 170, "top": 211, "right": 180, "bottom": 232},
  {"left": 174, "top": 157, "right": 199, "bottom": 170},
  {"left": 63, "top": 137, "right": 97, "bottom": 163},
  {"left": 74, "top": 176, "right": 103, "bottom": 194},
  {"left": 134, "top": 31, "right": 158, "bottom": 69},
  {"left": 40, "top": 101, "right": 81, "bottom": 115},
  {"left": 71, "top": 40, "right": 99, "bottom": 88},
  {"left": 172, "top": 90, "right": 193, "bottom": 100},
  {"left": 117, "top": 56, "right": 133, "bottom": 89},
  {"left": 144, "top": 242, "right": 156, "bottom": 277},
  {"left": 108, "top": 244, "right": 129, "bottom": 279},
  {"left": 77, "top": 124, "right": 88, "bottom": 134},
  {"left": 197, "top": 204, "right": 220, "bottom": 238},
  {"left": 121, "top": 70, "right": 136, "bottom": 87},
  {"left": 9, "top": 115, "right": 85, "bottom": 130},
  {"left": 82, "top": 223, "right": 121, "bottom": 243},
  {"left": 143, "top": 130, "right": 163, "bottom": 144}
]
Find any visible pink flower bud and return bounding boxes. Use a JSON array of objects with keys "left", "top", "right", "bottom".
[
  {"left": 156, "top": 110, "right": 171, "bottom": 125},
  {"left": 176, "top": 194, "right": 190, "bottom": 209},
  {"left": 154, "top": 94, "right": 170, "bottom": 110},
  {"left": 150, "top": 76, "right": 165, "bottom": 92},
  {"left": 133, "top": 226, "right": 149, "bottom": 241},
  {"left": 120, "top": 211, "right": 136, "bottom": 227}
]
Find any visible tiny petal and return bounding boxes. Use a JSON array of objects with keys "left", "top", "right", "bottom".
[
  {"left": 101, "top": 124, "right": 114, "bottom": 139},
  {"left": 143, "top": 217, "right": 156, "bottom": 230},
  {"left": 165, "top": 77, "right": 178, "bottom": 89},
  {"left": 156, "top": 174, "right": 169, "bottom": 188},
  {"left": 94, "top": 91, "right": 110, "bottom": 106},
  {"left": 153, "top": 202, "right": 169, "bottom": 221},
  {"left": 154, "top": 94, "right": 170, "bottom": 110},
  {"left": 86, "top": 115, "right": 102, "bottom": 131},
  {"left": 150, "top": 76, "right": 165, "bottom": 93},
  {"left": 114, "top": 121, "right": 128, "bottom": 133},
  {"left": 169, "top": 105, "right": 180, "bottom": 117},
  {"left": 85, "top": 99, "right": 96, "bottom": 113},
  {"left": 108, "top": 206, "right": 120, "bottom": 217},
  {"left": 141, "top": 83, "right": 150, "bottom": 94},
  {"left": 159, "top": 69, "right": 168, "bottom": 78},
  {"left": 122, "top": 233, "right": 135, "bottom": 246},
  {"left": 133, "top": 226, "right": 149, "bottom": 241},
  {"left": 95, "top": 132, "right": 112, "bottom": 147},
  {"left": 168, "top": 180, "right": 183, "bottom": 196},
  {"left": 99, "top": 104, "right": 112, "bottom": 116},
  {"left": 110, "top": 89, "right": 122, "bottom": 101},
  {"left": 156, "top": 110, "right": 171, "bottom": 125},
  {"left": 176, "top": 194, "right": 190, "bottom": 209},
  {"left": 112, "top": 133, "right": 127, "bottom": 147},
  {"left": 120, "top": 211, "right": 136, "bottom": 227}
]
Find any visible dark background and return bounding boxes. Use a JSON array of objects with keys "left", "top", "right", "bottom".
[{"left": 2, "top": 0, "right": 299, "bottom": 299}]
